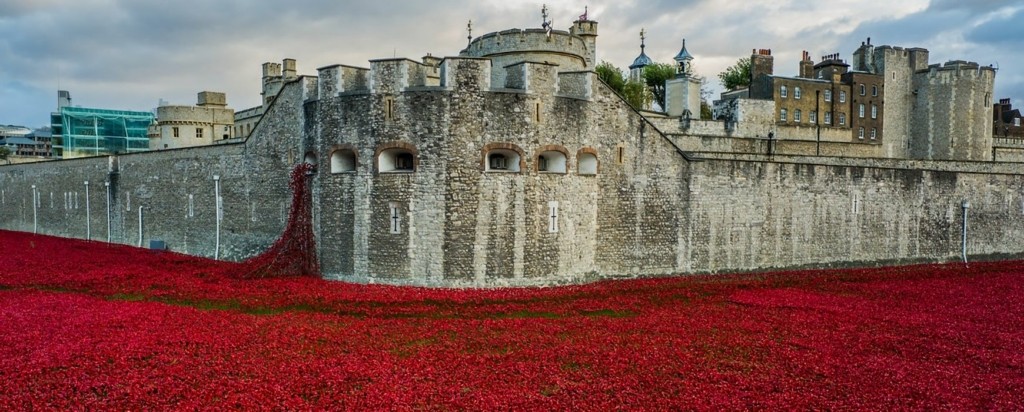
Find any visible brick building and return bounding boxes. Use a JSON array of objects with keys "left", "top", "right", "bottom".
[{"left": 993, "top": 98, "right": 1023, "bottom": 138}]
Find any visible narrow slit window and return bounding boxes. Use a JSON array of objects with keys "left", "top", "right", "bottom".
[
  {"left": 389, "top": 203, "right": 401, "bottom": 234},
  {"left": 617, "top": 146, "right": 625, "bottom": 164},
  {"left": 548, "top": 201, "right": 559, "bottom": 233}
]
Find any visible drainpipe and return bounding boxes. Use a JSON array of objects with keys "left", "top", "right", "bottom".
[
  {"left": 815, "top": 90, "right": 821, "bottom": 156},
  {"left": 84, "top": 181, "right": 91, "bottom": 240},
  {"left": 961, "top": 200, "right": 970, "bottom": 265},
  {"left": 104, "top": 181, "right": 111, "bottom": 242},
  {"left": 214, "top": 175, "right": 221, "bottom": 260},
  {"left": 138, "top": 206, "right": 144, "bottom": 247},
  {"left": 31, "top": 185, "right": 37, "bottom": 234}
]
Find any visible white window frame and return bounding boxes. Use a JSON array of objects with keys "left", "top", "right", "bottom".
[
  {"left": 870, "top": 128, "right": 877, "bottom": 140},
  {"left": 794, "top": 87, "right": 802, "bottom": 100},
  {"left": 824, "top": 111, "right": 832, "bottom": 125},
  {"left": 780, "top": 109, "right": 788, "bottom": 122},
  {"left": 839, "top": 113, "right": 846, "bottom": 126},
  {"left": 872, "top": 85, "right": 878, "bottom": 96},
  {"left": 780, "top": 85, "right": 788, "bottom": 98},
  {"left": 871, "top": 105, "right": 878, "bottom": 119},
  {"left": 824, "top": 90, "right": 832, "bottom": 102},
  {"left": 858, "top": 127, "right": 865, "bottom": 139},
  {"left": 810, "top": 111, "right": 817, "bottom": 124},
  {"left": 794, "top": 109, "right": 802, "bottom": 123},
  {"left": 839, "top": 91, "right": 847, "bottom": 103},
  {"left": 859, "top": 104, "right": 866, "bottom": 118}
]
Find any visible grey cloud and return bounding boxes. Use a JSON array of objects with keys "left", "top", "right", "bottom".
[{"left": 965, "top": 8, "right": 1024, "bottom": 45}]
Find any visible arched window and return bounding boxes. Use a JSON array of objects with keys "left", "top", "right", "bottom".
[
  {"left": 780, "top": 85, "right": 788, "bottom": 98},
  {"left": 482, "top": 143, "right": 525, "bottom": 173},
  {"left": 304, "top": 151, "right": 317, "bottom": 166},
  {"left": 377, "top": 145, "right": 417, "bottom": 173},
  {"left": 485, "top": 149, "right": 521, "bottom": 172},
  {"left": 794, "top": 87, "right": 802, "bottom": 99},
  {"left": 577, "top": 149, "right": 598, "bottom": 175},
  {"left": 537, "top": 150, "right": 567, "bottom": 173},
  {"left": 330, "top": 149, "right": 357, "bottom": 173}
]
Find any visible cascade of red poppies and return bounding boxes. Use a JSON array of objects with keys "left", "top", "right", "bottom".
[{"left": 231, "top": 163, "right": 319, "bottom": 279}]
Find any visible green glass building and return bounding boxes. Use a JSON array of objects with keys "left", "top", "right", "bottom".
[{"left": 50, "top": 106, "right": 154, "bottom": 158}]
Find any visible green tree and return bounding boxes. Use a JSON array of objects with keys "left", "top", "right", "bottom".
[
  {"left": 642, "top": 63, "right": 676, "bottom": 110},
  {"left": 622, "top": 80, "right": 651, "bottom": 109},
  {"left": 718, "top": 57, "right": 752, "bottom": 90},
  {"left": 596, "top": 61, "right": 650, "bottom": 109},
  {"left": 595, "top": 61, "right": 626, "bottom": 94},
  {"left": 0, "top": 146, "right": 10, "bottom": 164}
]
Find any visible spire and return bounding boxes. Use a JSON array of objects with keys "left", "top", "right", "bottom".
[
  {"left": 629, "top": 28, "right": 652, "bottom": 70},
  {"left": 674, "top": 38, "right": 694, "bottom": 75},
  {"left": 466, "top": 20, "right": 473, "bottom": 47}
]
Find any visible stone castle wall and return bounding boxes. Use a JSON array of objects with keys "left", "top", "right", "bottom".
[{"left": 1, "top": 55, "right": 1022, "bottom": 287}]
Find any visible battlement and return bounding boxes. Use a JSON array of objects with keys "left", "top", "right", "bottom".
[
  {"left": 462, "top": 28, "right": 590, "bottom": 69},
  {"left": 921, "top": 60, "right": 996, "bottom": 76}
]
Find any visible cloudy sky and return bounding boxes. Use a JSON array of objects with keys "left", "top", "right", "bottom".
[{"left": 2, "top": 0, "right": 1022, "bottom": 128}]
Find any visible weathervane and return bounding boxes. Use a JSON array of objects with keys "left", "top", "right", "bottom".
[
  {"left": 541, "top": 4, "right": 550, "bottom": 28},
  {"left": 467, "top": 20, "right": 473, "bottom": 46},
  {"left": 640, "top": 28, "right": 646, "bottom": 51},
  {"left": 579, "top": 5, "right": 588, "bottom": 21}
]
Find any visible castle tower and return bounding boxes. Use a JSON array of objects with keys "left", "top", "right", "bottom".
[
  {"left": 665, "top": 38, "right": 701, "bottom": 118},
  {"left": 628, "top": 29, "right": 652, "bottom": 82},
  {"left": 572, "top": 7, "right": 598, "bottom": 70}
]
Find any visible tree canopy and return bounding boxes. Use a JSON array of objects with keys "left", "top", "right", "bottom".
[
  {"left": 718, "top": 57, "right": 752, "bottom": 90},
  {"left": 0, "top": 146, "right": 11, "bottom": 164},
  {"left": 643, "top": 63, "right": 676, "bottom": 110},
  {"left": 595, "top": 61, "right": 650, "bottom": 109}
]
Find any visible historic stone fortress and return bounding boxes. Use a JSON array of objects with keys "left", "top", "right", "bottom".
[{"left": 1, "top": 13, "right": 1022, "bottom": 287}]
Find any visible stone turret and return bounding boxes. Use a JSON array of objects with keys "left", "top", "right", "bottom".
[{"left": 666, "top": 38, "right": 701, "bottom": 118}]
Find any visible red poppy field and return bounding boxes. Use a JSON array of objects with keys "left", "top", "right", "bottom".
[{"left": 0, "top": 230, "right": 1021, "bottom": 410}]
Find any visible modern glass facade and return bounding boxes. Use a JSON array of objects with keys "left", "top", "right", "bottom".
[{"left": 50, "top": 107, "right": 154, "bottom": 158}]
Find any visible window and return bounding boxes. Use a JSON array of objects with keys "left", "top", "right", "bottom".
[
  {"left": 1016, "top": 118, "right": 1022, "bottom": 127},
  {"left": 870, "top": 128, "right": 877, "bottom": 140},
  {"left": 485, "top": 150, "right": 522, "bottom": 172},
  {"left": 860, "top": 84, "right": 866, "bottom": 95},
  {"left": 824, "top": 111, "right": 832, "bottom": 125},
  {"left": 858, "top": 127, "right": 865, "bottom": 139},
  {"left": 871, "top": 105, "right": 878, "bottom": 119},
  {"left": 578, "top": 152, "right": 598, "bottom": 175},
  {"left": 780, "top": 85, "right": 788, "bottom": 98},
  {"left": 389, "top": 203, "right": 401, "bottom": 234},
  {"left": 489, "top": 153, "right": 508, "bottom": 170},
  {"left": 839, "top": 113, "right": 846, "bottom": 126},
  {"left": 824, "top": 90, "right": 832, "bottom": 102},
  {"left": 794, "top": 109, "right": 802, "bottom": 123},
  {"left": 794, "top": 87, "right": 802, "bottom": 99},
  {"left": 616, "top": 146, "right": 625, "bottom": 164},
  {"left": 537, "top": 150, "right": 567, "bottom": 173},
  {"left": 839, "top": 91, "right": 847, "bottom": 103},
  {"left": 780, "top": 109, "right": 788, "bottom": 122},
  {"left": 547, "top": 201, "right": 559, "bottom": 233},
  {"left": 810, "top": 111, "right": 818, "bottom": 124},
  {"left": 195, "top": 128, "right": 203, "bottom": 139},
  {"left": 330, "top": 149, "right": 356, "bottom": 173},
  {"left": 395, "top": 153, "right": 414, "bottom": 170},
  {"left": 872, "top": 85, "right": 878, "bottom": 96},
  {"left": 859, "top": 104, "right": 865, "bottom": 118},
  {"left": 378, "top": 147, "right": 416, "bottom": 173},
  {"left": 172, "top": 127, "right": 179, "bottom": 138}
]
